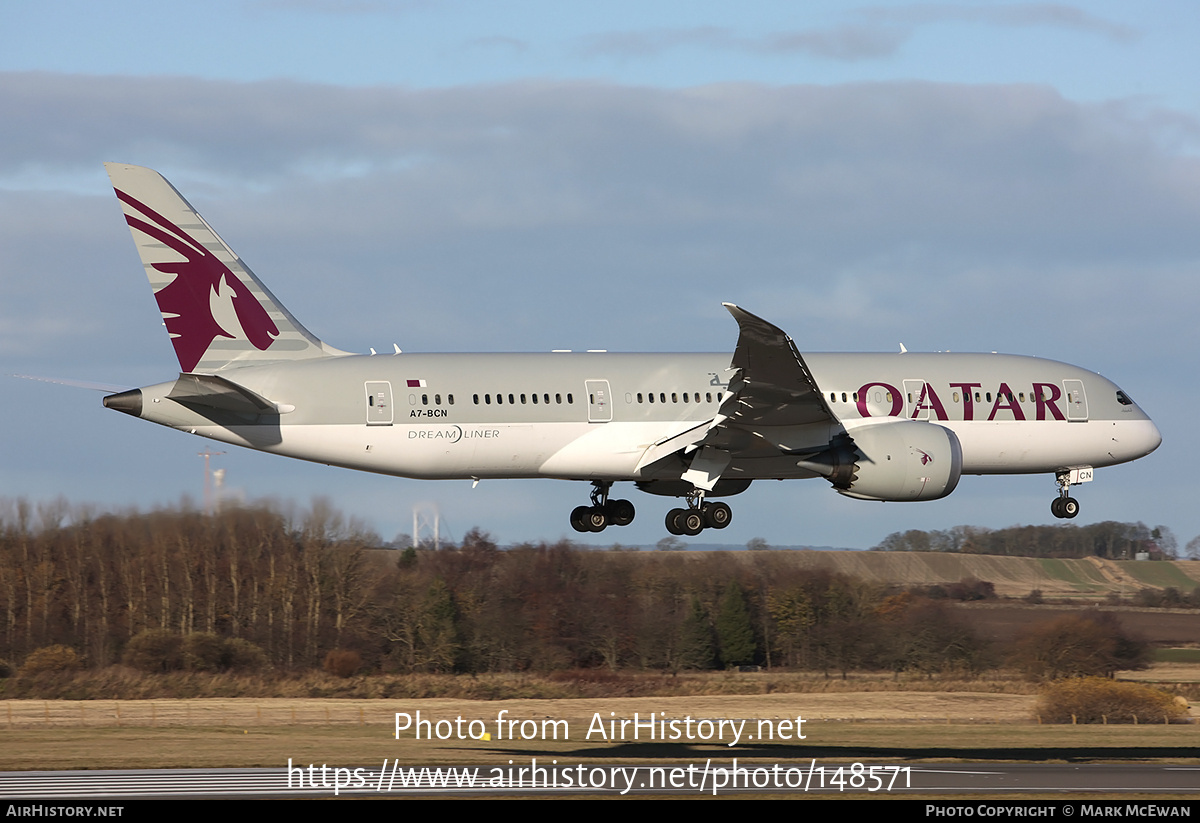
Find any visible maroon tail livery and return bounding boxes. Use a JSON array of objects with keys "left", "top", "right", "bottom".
[
  {"left": 115, "top": 189, "right": 279, "bottom": 372},
  {"left": 106, "top": 163, "right": 340, "bottom": 371}
]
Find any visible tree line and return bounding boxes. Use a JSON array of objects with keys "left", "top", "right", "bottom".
[
  {"left": 871, "top": 521, "right": 1181, "bottom": 559},
  {"left": 0, "top": 498, "right": 1155, "bottom": 680}
]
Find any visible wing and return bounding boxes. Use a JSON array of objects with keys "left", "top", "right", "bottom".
[
  {"left": 720, "top": 303, "right": 836, "bottom": 428},
  {"left": 640, "top": 304, "right": 841, "bottom": 492}
]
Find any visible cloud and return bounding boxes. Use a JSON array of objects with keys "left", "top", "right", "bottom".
[
  {"left": 760, "top": 25, "right": 908, "bottom": 59},
  {"left": 576, "top": 5, "right": 1136, "bottom": 64},
  {"left": 862, "top": 3, "right": 1139, "bottom": 43},
  {"left": 2, "top": 73, "right": 1198, "bottom": 361},
  {"left": 578, "top": 25, "right": 905, "bottom": 62}
]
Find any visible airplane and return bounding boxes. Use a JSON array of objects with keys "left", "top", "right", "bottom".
[{"left": 98, "top": 163, "right": 1161, "bottom": 537}]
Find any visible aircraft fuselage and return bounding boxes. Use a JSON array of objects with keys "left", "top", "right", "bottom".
[{"left": 123, "top": 350, "right": 1158, "bottom": 483}]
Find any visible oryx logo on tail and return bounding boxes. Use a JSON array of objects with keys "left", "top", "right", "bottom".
[{"left": 115, "top": 190, "right": 279, "bottom": 372}]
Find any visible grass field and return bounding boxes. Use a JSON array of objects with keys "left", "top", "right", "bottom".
[
  {"left": 721, "top": 551, "right": 1200, "bottom": 599},
  {"left": 3, "top": 676, "right": 1196, "bottom": 772}
]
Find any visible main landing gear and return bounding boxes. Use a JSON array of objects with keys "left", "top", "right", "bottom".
[
  {"left": 570, "top": 481, "right": 636, "bottom": 533},
  {"left": 665, "top": 490, "right": 733, "bottom": 536},
  {"left": 1050, "top": 470, "right": 1080, "bottom": 519}
]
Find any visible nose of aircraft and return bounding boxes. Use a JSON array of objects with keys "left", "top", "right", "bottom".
[
  {"left": 1122, "top": 418, "right": 1162, "bottom": 460},
  {"left": 1144, "top": 419, "right": 1163, "bottom": 455}
]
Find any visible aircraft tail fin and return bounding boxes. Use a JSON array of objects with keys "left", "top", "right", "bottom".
[{"left": 104, "top": 163, "right": 349, "bottom": 373}]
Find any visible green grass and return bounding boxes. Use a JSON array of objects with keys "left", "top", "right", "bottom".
[
  {"left": 1038, "top": 558, "right": 1100, "bottom": 591},
  {"left": 1124, "top": 562, "right": 1200, "bottom": 590},
  {"left": 1153, "top": 648, "right": 1200, "bottom": 664}
]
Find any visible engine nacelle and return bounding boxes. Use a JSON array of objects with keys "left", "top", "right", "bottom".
[{"left": 834, "top": 421, "right": 962, "bottom": 502}]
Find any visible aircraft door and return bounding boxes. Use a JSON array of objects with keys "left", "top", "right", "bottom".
[
  {"left": 365, "top": 381, "right": 393, "bottom": 425},
  {"left": 1063, "top": 379, "right": 1088, "bottom": 421},
  {"left": 585, "top": 380, "right": 612, "bottom": 423}
]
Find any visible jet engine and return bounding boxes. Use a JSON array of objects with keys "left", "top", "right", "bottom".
[{"left": 798, "top": 421, "right": 963, "bottom": 502}]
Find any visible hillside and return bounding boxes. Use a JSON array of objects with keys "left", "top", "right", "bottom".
[{"left": 714, "top": 550, "right": 1200, "bottom": 600}]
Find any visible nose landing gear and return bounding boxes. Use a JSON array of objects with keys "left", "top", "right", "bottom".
[
  {"left": 1050, "top": 470, "right": 1082, "bottom": 519},
  {"left": 570, "top": 481, "right": 636, "bottom": 533}
]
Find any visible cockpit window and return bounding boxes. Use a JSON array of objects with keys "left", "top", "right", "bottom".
[{"left": 1115, "top": 391, "right": 1134, "bottom": 406}]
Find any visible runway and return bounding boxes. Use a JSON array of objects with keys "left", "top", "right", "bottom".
[{"left": 2, "top": 763, "right": 1199, "bottom": 798}]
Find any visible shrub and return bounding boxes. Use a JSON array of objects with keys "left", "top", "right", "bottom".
[
  {"left": 1037, "top": 677, "right": 1189, "bottom": 724},
  {"left": 946, "top": 577, "right": 996, "bottom": 601},
  {"left": 22, "top": 645, "right": 83, "bottom": 676},
  {"left": 223, "top": 638, "right": 266, "bottom": 673},
  {"left": 0, "top": 658, "right": 13, "bottom": 678},
  {"left": 182, "top": 633, "right": 226, "bottom": 672},
  {"left": 324, "top": 649, "right": 362, "bottom": 678},
  {"left": 1008, "top": 612, "right": 1150, "bottom": 680},
  {"left": 122, "top": 630, "right": 183, "bottom": 673}
]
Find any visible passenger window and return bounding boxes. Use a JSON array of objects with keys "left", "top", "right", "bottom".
[
  {"left": 532, "top": 393, "right": 538, "bottom": 404},
  {"left": 953, "top": 392, "right": 960, "bottom": 403},
  {"left": 422, "top": 394, "right": 428, "bottom": 406},
  {"left": 521, "top": 394, "right": 526, "bottom": 404},
  {"left": 508, "top": 394, "right": 515, "bottom": 404},
  {"left": 637, "top": 393, "right": 643, "bottom": 403},
  {"left": 567, "top": 393, "right": 573, "bottom": 404},
  {"left": 706, "top": 393, "right": 713, "bottom": 403},
  {"left": 434, "top": 394, "right": 441, "bottom": 405},
  {"left": 672, "top": 393, "right": 678, "bottom": 403},
  {"left": 648, "top": 393, "right": 655, "bottom": 404},
  {"left": 485, "top": 394, "right": 491, "bottom": 404},
  {"left": 556, "top": 393, "right": 562, "bottom": 404}
]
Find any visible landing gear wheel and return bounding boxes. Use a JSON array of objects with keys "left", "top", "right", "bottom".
[
  {"left": 703, "top": 501, "right": 732, "bottom": 530},
  {"left": 606, "top": 499, "right": 636, "bottom": 527},
  {"left": 584, "top": 506, "right": 608, "bottom": 532},
  {"left": 665, "top": 508, "right": 686, "bottom": 535},
  {"left": 1051, "top": 496, "right": 1080, "bottom": 519},
  {"left": 679, "top": 509, "right": 705, "bottom": 536},
  {"left": 570, "top": 505, "right": 593, "bottom": 533}
]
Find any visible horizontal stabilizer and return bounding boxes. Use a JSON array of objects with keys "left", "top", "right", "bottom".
[{"left": 168, "top": 373, "right": 294, "bottom": 416}]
